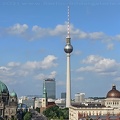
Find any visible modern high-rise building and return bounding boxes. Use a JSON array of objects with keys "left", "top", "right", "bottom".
[
  {"left": 44, "top": 78, "right": 56, "bottom": 99},
  {"left": 61, "top": 92, "right": 66, "bottom": 99}
]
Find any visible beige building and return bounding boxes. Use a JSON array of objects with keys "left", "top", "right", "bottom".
[
  {"left": 0, "top": 81, "right": 17, "bottom": 120},
  {"left": 69, "top": 85, "right": 120, "bottom": 120}
]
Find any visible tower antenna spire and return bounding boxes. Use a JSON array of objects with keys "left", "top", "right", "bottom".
[{"left": 67, "top": 5, "right": 70, "bottom": 38}]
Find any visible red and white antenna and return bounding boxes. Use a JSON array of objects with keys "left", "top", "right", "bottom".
[{"left": 67, "top": 5, "right": 70, "bottom": 38}]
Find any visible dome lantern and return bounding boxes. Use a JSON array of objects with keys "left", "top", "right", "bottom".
[{"left": 10, "top": 91, "right": 17, "bottom": 97}]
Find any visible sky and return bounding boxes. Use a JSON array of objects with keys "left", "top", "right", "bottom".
[{"left": 0, "top": 0, "right": 120, "bottom": 98}]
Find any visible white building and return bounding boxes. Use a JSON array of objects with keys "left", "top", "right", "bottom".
[
  {"left": 18, "top": 97, "right": 34, "bottom": 109},
  {"left": 75, "top": 93, "right": 85, "bottom": 103},
  {"left": 69, "top": 85, "right": 120, "bottom": 120},
  {"left": 18, "top": 96, "right": 42, "bottom": 109},
  {"left": 55, "top": 99, "right": 66, "bottom": 108},
  {"left": 34, "top": 98, "right": 42, "bottom": 109}
]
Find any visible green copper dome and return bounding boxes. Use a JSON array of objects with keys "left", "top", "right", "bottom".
[
  {"left": 10, "top": 91, "right": 17, "bottom": 97},
  {"left": 0, "top": 81, "right": 9, "bottom": 94}
]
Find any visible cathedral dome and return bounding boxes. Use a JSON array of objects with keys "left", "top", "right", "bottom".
[
  {"left": 0, "top": 81, "right": 9, "bottom": 94},
  {"left": 106, "top": 84, "right": 120, "bottom": 98},
  {"left": 10, "top": 91, "right": 17, "bottom": 97}
]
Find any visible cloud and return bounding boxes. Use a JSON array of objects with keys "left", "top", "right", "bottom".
[
  {"left": 73, "top": 50, "right": 82, "bottom": 55},
  {"left": 76, "top": 77, "right": 84, "bottom": 81},
  {"left": 7, "top": 62, "right": 21, "bottom": 67},
  {"left": 0, "top": 23, "right": 117, "bottom": 42},
  {"left": 114, "top": 77, "right": 120, "bottom": 81},
  {"left": 77, "top": 55, "right": 120, "bottom": 76},
  {"left": 29, "top": 23, "right": 114, "bottom": 42},
  {"left": 0, "top": 55, "right": 58, "bottom": 85},
  {"left": 88, "top": 32, "right": 105, "bottom": 40},
  {"left": 0, "top": 66, "right": 10, "bottom": 71},
  {"left": 22, "top": 55, "right": 57, "bottom": 70},
  {"left": 34, "top": 71, "right": 57, "bottom": 80},
  {"left": 34, "top": 73, "right": 47, "bottom": 80},
  {"left": 7, "top": 24, "right": 28, "bottom": 35},
  {"left": 107, "top": 43, "right": 114, "bottom": 50},
  {"left": 115, "top": 35, "right": 120, "bottom": 41},
  {"left": 48, "top": 71, "right": 57, "bottom": 78},
  {"left": 49, "top": 24, "right": 67, "bottom": 36},
  {"left": 82, "top": 55, "right": 102, "bottom": 64}
]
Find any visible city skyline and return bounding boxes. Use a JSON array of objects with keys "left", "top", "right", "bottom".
[{"left": 0, "top": 0, "right": 120, "bottom": 98}]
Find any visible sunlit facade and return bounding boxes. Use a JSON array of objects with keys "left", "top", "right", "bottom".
[{"left": 69, "top": 85, "right": 120, "bottom": 120}]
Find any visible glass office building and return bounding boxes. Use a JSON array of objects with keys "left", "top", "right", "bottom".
[
  {"left": 61, "top": 92, "right": 66, "bottom": 99},
  {"left": 44, "top": 78, "right": 56, "bottom": 99}
]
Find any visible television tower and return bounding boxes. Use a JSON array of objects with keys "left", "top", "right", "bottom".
[{"left": 64, "top": 6, "right": 73, "bottom": 108}]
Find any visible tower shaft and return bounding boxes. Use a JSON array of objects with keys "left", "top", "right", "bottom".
[{"left": 66, "top": 53, "right": 71, "bottom": 107}]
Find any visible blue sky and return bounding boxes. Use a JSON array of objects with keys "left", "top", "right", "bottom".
[{"left": 1, "top": 0, "right": 120, "bottom": 98}]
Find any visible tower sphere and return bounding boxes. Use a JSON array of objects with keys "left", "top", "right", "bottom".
[{"left": 64, "top": 44, "right": 73, "bottom": 53}]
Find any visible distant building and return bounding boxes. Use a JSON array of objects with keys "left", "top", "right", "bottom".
[
  {"left": 61, "top": 92, "right": 66, "bottom": 99},
  {"left": 34, "top": 98, "right": 42, "bottom": 109},
  {"left": 44, "top": 78, "right": 56, "bottom": 99},
  {"left": 55, "top": 99, "right": 66, "bottom": 108},
  {"left": 69, "top": 85, "right": 120, "bottom": 120},
  {"left": 0, "top": 81, "right": 17, "bottom": 120},
  {"left": 75, "top": 93, "right": 85, "bottom": 103},
  {"left": 17, "top": 103, "right": 28, "bottom": 112},
  {"left": 18, "top": 98, "right": 34, "bottom": 109}
]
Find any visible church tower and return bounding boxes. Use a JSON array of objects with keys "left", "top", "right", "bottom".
[{"left": 41, "top": 80, "right": 48, "bottom": 108}]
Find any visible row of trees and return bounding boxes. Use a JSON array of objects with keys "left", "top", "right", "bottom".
[{"left": 43, "top": 105, "right": 69, "bottom": 120}]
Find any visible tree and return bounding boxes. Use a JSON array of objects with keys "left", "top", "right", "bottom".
[
  {"left": 43, "top": 105, "right": 69, "bottom": 119},
  {"left": 62, "top": 108, "right": 69, "bottom": 119},
  {"left": 11, "top": 118, "right": 17, "bottom": 120},
  {"left": 23, "top": 112, "right": 32, "bottom": 120},
  {"left": 36, "top": 107, "right": 40, "bottom": 113}
]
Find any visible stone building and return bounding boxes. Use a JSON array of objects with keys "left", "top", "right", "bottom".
[
  {"left": 0, "top": 81, "right": 17, "bottom": 120},
  {"left": 69, "top": 84, "right": 120, "bottom": 120}
]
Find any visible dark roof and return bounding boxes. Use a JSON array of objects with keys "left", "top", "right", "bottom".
[{"left": 72, "top": 103, "right": 105, "bottom": 108}]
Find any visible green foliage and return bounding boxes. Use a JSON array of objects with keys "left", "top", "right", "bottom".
[
  {"left": 43, "top": 105, "right": 69, "bottom": 119},
  {"left": 36, "top": 107, "right": 40, "bottom": 113},
  {"left": 11, "top": 118, "right": 17, "bottom": 120},
  {"left": 23, "top": 112, "right": 32, "bottom": 120}
]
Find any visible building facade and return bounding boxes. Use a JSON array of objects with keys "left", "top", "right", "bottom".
[
  {"left": 61, "top": 92, "right": 66, "bottom": 99},
  {"left": 69, "top": 85, "right": 120, "bottom": 120},
  {"left": 18, "top": 98, "right": 34, "bottom": 109},
  {"left": 44, "top": 78, "right": 56, "bottom": 99},
  {"left": 0, "top": 81, "right": 17, "bottom": 120},
  {"left": 75, "top": 93, "right": 85, "bottom": 103}
]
